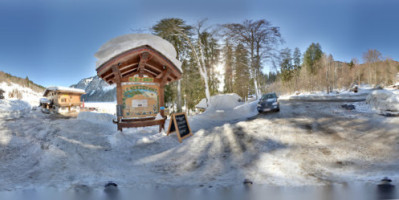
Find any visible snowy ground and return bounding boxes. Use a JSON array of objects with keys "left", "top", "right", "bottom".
[
  {"left": 279, "top": 87, "right": 372, "bottom": 102},
  {"left": 1, "top": 99, "right": 398, "bottom": 194}
]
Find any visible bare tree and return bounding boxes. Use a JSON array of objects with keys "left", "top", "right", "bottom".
[
  {"left": 363, "top": 49, "right": 382, "bottom": 85},
  {"left": 222, "top": 19, "right": 282, "bottom": 99}
]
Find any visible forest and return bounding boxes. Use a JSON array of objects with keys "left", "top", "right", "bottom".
[{"left": 150, "top": 18, "right": 399, "bottom": 113}]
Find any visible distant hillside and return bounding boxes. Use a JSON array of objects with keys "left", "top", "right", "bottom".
[
  {"left": 70, "top": 75, "right": 116, "bottom": 102},
  {"left": 0, "top": 71, "right": 45, "bottom": 105},
  {"left": 0, "top": 71, "right": 45, "bottom": 93}
]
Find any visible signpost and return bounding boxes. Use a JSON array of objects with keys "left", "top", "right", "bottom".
[
  {"left": 167, "top": 113, "right": 193, "bottom": 143},
  {"left": 95, "top": 34, "right": 183, "bottom": 132}
]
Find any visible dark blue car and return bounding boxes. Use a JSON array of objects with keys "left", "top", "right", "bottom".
[{"left": 257, "top": 93, "right": 280, "bottom": 113}]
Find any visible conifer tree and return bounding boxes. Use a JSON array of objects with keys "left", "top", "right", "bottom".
[
  {"left": 233, "top": 43, "right": 250, "bottom": 99},
  {"left": 223, "top": 39, "right": 234, "bottom": 93},
  {"left": 303, "top": 43, "right": 322, "bottom": 75},
  {"left": 152, "top": 18, "right": 191, "bottom": 112}
]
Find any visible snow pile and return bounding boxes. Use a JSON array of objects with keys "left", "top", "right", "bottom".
[
  {"left": 95, "top": 34, "right": 182, "bottom": 71},
  {"left": 195, "top": 93, "right": 242, "bottom": 109},
  {"left": 77, "top": 112, "right": 116, "bottom": 125},
  {"left": 279, "top": 87, "right": 372, "bottom": 101},
  {"left": 0, "top": 99, "right": 31, "bottom": 119},
  {"left": 191, "top": 94, "right": 258, "bottom": 130},
  {"left": 366, "top": 90, "right": 399, "bottom": 114}
]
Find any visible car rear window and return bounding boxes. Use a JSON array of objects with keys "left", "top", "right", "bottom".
[{"left": 262, "top": 93, "right": 277, "bottom": 99}]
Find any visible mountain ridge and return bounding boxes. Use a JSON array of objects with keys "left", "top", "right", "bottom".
[{"left": 70, "top": 75, "right": 116, "bottom": 102}]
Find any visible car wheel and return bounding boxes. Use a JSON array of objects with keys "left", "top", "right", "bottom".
[{"left": 275, "top": 108, "right": 280, "bottom": 112}]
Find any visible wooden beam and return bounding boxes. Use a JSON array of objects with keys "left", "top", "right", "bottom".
[
  {"left": 120, "top": 67, "right": 138, "bottom": 77},
  {"left": 145, "top": 63, "right": 163, "bottom": 73},
  {"left": 138, "top": 52, "right": 150, "bottom": 78},
  {"left": 155, "top": 69, "right": 168, "bottom": 79}
]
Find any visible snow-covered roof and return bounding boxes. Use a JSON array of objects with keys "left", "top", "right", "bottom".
[
  {"left": 95, "top": 34, "right": 182, "bottom": 72},
  {"left": 44, "top": 86, "right": 85, "bottom": 96}
]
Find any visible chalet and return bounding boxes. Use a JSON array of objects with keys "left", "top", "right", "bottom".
[{"left": 43, "top": 86, "right": 85, "bottom": 114}]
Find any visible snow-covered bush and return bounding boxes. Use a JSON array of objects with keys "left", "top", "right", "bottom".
[{"left": 366, "top": 90, "right": 399, "bottom": 113}]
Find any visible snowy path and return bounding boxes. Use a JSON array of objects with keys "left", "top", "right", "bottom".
[{"left": 0, "top": 101, "right": 399, "bottom": 192}]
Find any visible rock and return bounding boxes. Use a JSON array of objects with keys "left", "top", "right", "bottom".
[
  {"left": 380, "top": 113, "right": 398, "bottom": 117},
  {"left": 104, "top": 182, "right": 119, "bottom": 195},
  {"left": 377, "top": 177, "right": 395, "bottom": 199},
  {"left": 374, "top": 85, "right": 383, "bottom": 90},
  {"left": 380, "top": 177, "right": 392, "bottom": 184},
  {"left": 243, "top": 179, "right": 253, "bottom": 185},
  {"left": 350, "top": 85, "right": 358, "bottom": 93},
  {"left": 341, "top": 104, "right": 355, "bottom": 110}
]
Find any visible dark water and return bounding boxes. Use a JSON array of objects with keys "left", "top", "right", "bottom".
[{"left": 0, "top": 183, "right": 397, "bottom": 200}]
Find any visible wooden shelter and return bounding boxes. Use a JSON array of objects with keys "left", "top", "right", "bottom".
[
  {"left": 95, "top": 34, "right": 182, "bottom": 131},
  {"left": 43, "top": 86, "right": 85, "bottom": 114}
]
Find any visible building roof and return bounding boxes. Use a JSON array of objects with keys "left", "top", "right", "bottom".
[
  {"left": 95, "top": 34, "right": 182, "bottom": 72},
  {"left": 43, "top": 86, "right": 85, "bottom": 97},
  {"left": 95, "top": 34, "right": 183, "bottom": 85}
]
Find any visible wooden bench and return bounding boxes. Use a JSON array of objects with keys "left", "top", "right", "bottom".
[{"left": 113, "top": 117, "right": 167, "bottom": 132}]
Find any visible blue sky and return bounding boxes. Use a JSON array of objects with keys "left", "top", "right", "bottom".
[{"left": 0, "top": 0, "right": 398, "bottom": 87}]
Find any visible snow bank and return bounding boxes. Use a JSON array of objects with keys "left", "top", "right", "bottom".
[
  {"left": 95, "top": 34, "right": 182, "bottom": 72},
  {"left": 196, "top": 93, "right": 242, "bottom": 110},
  {"left": 0, "top": 99, "right": 31, "bottom": 119},
  {"left": 279, "top": 88, "right": 372, "bottom": 101},
  {"left": 191, "top": 94, "right": 258, "bottom": 131},
  {"left": 366, "top": 90, "right": 399, "bottom": 114},
  {"left": 77, "top": 112, "right": 116, "bottom": 125}
]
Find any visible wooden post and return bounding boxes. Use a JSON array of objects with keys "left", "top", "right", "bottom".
[
  {"left": 112, "top": 65, "right": 123, "bottom": 130},
  {"left": 159, "top": 69, "right": 170, "bottom": 118},
  {"left": 138, "top": 52, "right": 150, "bottom": 78}
]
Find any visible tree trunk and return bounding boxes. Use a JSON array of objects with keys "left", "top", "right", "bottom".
[{"left": 177, "top": 80, "right": 182, "bottom": 112}]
